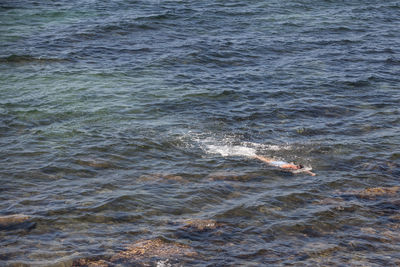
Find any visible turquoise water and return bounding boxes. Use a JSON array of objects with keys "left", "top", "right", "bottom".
[{"left": 1, "top": 0, "right": 400, "bottom": 266}]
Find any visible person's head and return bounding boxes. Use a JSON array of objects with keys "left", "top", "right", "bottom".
[{"left": 298, "top": 164, "right": 304, "bottom": 169}]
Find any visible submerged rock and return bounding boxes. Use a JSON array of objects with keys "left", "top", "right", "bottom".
[
  {"left": 342, "top": 186, "right": 400, "bottom": 199},
  {"left": 73, "top": 258, "right": 109, "bottom": 267},
  {"left": 312, "top": 198, "right": 344, "bottom": 205},
  {"left": 0, "top": 214, "right": 35, "bottom": 230},
  {"left": 76, "top": 159, "right": 115, "bottom": 169},
  {"left": 360, "top": 161, "right": 398, "bottom": 173},
  {"left": 110, "top": 238, "right": 197, "bottom": 263},
  {"left": 0, "top": 214, "right": 30, "bottom": 225},
  {"left": 359, "top": 186, "right": 400, "bottom": 197},
  {"left": 360, "top": 227, "right": 377, "bottom": 235},
  {"left": 389, "top": 215, "right": 400, "bottom": 221},
  {"left": 180, "top": 219, "right": 223, "bottom": 231},
  {"left": 302, "top": 242, "right": 341, "bottom": 258},
  {"left": 207, "top": 171, "right": 255, "bottom": 181},
  {"left": 359, "top": 224, "right": 400, "bottom": 244},
  {"left": 74, "top": 239, "right": 197, "bottom": 266},
  {"left": 382, "top": 230, "right": 400, "bottom": 241}
]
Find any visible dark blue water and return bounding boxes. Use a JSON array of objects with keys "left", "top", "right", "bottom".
[{"left": 1, "top": 0, "right": 400, "bottom": 266}]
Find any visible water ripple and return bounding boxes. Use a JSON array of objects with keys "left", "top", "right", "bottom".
[{"left": 1, "top": 0, "right": 400, "bottom": 265}]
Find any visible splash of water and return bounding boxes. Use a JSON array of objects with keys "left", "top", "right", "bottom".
[
  {"left": 204, "top": 144, "right": 256, "bottom": 158},
  {"left": 182, "top": 132, "right": 292, "bottom": 158}
]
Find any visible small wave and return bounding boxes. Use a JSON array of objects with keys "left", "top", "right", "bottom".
[
  {"left": 73, "top": 20, "right": 158, "bottom": 40},
  {"left": 136, "top": 12, "right": 177, "bottom": 21},
  {"left": 339, "top": 75, "right": 382, "bottom": 87},
  {"left": 0, "top": 55, "right": 67, "bottom": 64},
  {"left": 386, "top": 57, "right": 400, "bottom": 65},
  {"left": 311, "top": 39, "right": 361, "bottom": 46}
]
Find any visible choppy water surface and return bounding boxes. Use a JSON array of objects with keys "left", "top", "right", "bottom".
[{"left": 1, "top": 0, "right": 400, "bottom": 265}]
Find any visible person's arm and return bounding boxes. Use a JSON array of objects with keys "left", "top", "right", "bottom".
[
  {"left": 254, "top": 155, "right": 297, "bottom": 169},
  {"left": 304, "top": 169, "right": 316, "bottom": 176},
  {"left": 293, "top": 169, "right": 316, "bottom": 176},
  {"left": 253, "top": 155, "right": 273, "bottom": 164}
]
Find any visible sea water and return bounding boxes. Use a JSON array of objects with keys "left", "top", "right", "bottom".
[{"left": 1, "top": 0, "right": 400, "bottom": 265}]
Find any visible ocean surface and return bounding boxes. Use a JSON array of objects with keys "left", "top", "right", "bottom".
[{"left": 1, "top": 0, "right": 400, "bottom": 266}]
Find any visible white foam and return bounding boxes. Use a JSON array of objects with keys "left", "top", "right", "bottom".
[
  {"left": 205, "top": 144, "right": 256, "bottom": 158},
  {"left": 241, "top": 141, "right": 292, "bottom": 151},
  {"left": 179, "top": 131, "right": 292, "bottom": 158}
]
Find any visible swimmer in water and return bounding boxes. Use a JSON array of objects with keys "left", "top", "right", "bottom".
[{"left": 253, "top": 155, "right": 316, "bottom": 176}]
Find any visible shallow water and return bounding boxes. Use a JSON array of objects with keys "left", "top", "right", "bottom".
[{"left": 1, "top": 0, "right": 400, "bottom": 266}]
